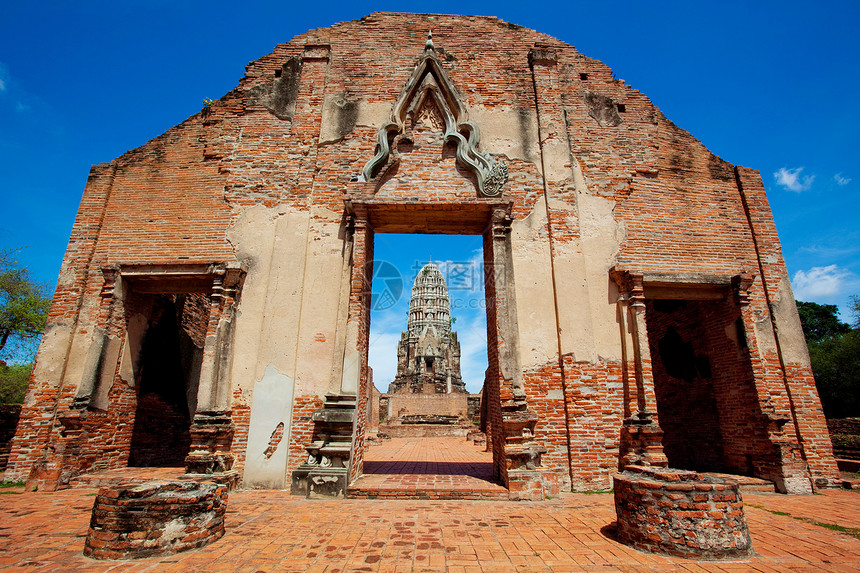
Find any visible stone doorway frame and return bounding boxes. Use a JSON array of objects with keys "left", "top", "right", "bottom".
[
  {"left": 22, "top": 262, "right": 246, "bottom": 491},
  {"left": 343, "top": 198, "right": 521, "bottom": 493},
  {"left": 610, "top": 268, "right": 814, "bottom": 493}
]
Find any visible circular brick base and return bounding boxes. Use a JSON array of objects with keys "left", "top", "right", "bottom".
[
  {"left": 84, "top": 480, "right": 227, "bottom": 560},
  {"left": 613, "top": 466, "right": 752, "bottom": 559}
]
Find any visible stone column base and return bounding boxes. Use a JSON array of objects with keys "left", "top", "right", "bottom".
[
  {"left": 184, "top": 411, "right": 235, "bottom": 477},
  {"left": 613, "top": 466, "right": 752, "bottom": 559},
  {"left": 83, "top": 480, "right": 227, "bottom": 560},
  {"left": 502, "top": 403, "right": 555, "bottom": 500},
  {"left": 180, "top": 469, "right": 241, "bottom": 491},
  {"left": 619, "top": 419, "right": 668, "bottom": 470}
]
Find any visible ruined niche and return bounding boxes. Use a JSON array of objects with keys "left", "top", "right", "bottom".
[
  {"left": 585, "top": 92, "right": 623, "bottom": 127},
  {"left": 247, "top": 56, "right": 302, "bottom": 120},
  {"left": 645, "top": 297, "right": 774, "bottom": 476},
  {"left": 330, "top": 93, "right": 359, "bottom": 140}
]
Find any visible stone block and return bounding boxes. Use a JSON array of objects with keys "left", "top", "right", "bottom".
[
  {"left": 613, "top": 467, "right": 752, "bottom": 560},
  {"left": 83, "top": 480, "right": 227, "bottom": 560}
]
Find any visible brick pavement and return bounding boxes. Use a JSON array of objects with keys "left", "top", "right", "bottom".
[
  {"left": 2, "top": 438, "right": 858, "bottom": 571},
  {"left": 1, "top": 483, "right": 859, "bottom": 571},
  {"left": 348, "top": 437, "right": 507, "bottom": 500}
]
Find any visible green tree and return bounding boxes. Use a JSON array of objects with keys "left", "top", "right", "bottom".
[
  {"left": 796, "top": 300, "right": 851, "bottom": 343},
  {"left": 0, "top": 362, "right": 31, "bottom": 404},
  {"left": 0, "top": 249, "right": 51, "bottom": 358},
  {"left": 851, "top": 295, "right": 860, "bottom": 329},
  {"left": 796, "top": 298, "right": 860, "bottom": 419},
  {"left": 808, "top": 330, "right": 860, "bottom": 418}
]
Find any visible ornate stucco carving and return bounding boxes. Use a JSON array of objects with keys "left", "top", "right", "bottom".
[{"left": 358, "top": 33, "right": 508, "bottom": 197}]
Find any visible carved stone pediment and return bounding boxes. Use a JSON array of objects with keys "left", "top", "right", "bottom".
[{"left": 358, "top": 33, "right": 508, "bottom": 197}]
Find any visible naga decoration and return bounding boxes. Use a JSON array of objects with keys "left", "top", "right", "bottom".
[{"left": 358, "top": 32, "right": 508, "bottom": 197}]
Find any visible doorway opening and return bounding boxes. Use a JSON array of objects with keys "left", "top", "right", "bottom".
[
  {"left": 127, "top": 292, "right": 210, "bottom": 467},
  {"left": 644, "top": 296, "right": 774, "bottom": 479},
  {"left": 357, "top": 232, "right": 502, "bottom": 495}
]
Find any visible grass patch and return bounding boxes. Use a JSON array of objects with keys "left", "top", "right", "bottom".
[
  {"left": 582, "top": 489, "right": 613, "bottom": 495},
  {"left": 747, "top": 503, "right": 860, "bottom": 540},
  {"left": 0, "top": 481, "right": 24, "bottom": 488},
  {"left": 831, "top": 434, "right": 860, "bottom": 449}
]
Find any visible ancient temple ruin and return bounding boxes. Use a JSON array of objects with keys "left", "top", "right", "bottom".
[
  {"left": 374, "top": 262, "right": 478, "bottom": 432},
  {"left": 388, "top": 263, "right": 466, "bottom": 395},
  {"left": 3, "top": 13, "right": 839, "bottom": 500}
]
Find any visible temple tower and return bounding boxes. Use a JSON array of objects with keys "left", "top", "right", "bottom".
[{"left": 388, "top": 263, "right": 466, "bottom": 394}]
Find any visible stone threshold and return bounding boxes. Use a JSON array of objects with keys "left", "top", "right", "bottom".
[
  {"left": 700, "top": 472, "right": 776, "bottom": 493},
  {"left": 346, "top": 483, "right": 509, "bottom": 500}
]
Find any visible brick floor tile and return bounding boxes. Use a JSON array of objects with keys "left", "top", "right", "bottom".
[{"left": 2, "top": 468, "right": 860, "bottom": 572}]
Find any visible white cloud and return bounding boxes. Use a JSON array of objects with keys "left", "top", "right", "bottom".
[
  {"left": 774, "top": 167, "right": 815, "bottom": 192},
  {"left": 0, "top": 62, "right": 10, "bottom": 92},
  {"left": 368, "top": 257, "right": 489, "bottom": 393},
  {"left": 798, "top": 244, "right": 858, "bottom": 258},
  {"left": 835, "top": 173, "right": 852, "bottom": 186},
  {"left": 368, "top": 301, "right": 410, "bottom": 392},
  {"left": 435, "top": 250, "right": 484, "bottom": 297},
  {"left": 792, "top": 265, "right": 853, "bottom": 301},
  {"left": 15, "top": 102, "right": 29, "bottom": 112},
  {"left": 458, "top": 313, "right": 488, "bottom": 394},
  {"left": 367, "top": 329, "right": 402, "bottom": 390}
]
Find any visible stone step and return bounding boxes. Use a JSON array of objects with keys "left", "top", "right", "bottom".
[
  {"left": 346, "top": 484, "right": 508, "bottom": 500},
  {"left": 67, "top": 466, "right": 184, "bottom": 489},
  {"left": 701, "top": 472, "right": 776, "bottom": 494},
  {"left": 323, "top": 393, "right": 357, "bottom": 409}
]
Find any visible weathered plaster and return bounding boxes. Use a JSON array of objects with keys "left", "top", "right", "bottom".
[
  {"left": 118, "top": 313, "right": 148, "bottom": 386},
  {"left": 751, "top": 300, "right": 779, "bottom": 355},
  {"left": 25, "top": 323, "right": 73, "bottom": 401},
  {"left": 254, "top": 210, "right": 311, "bottom": 381},
  {"left": 510, "top": 200, "right": 559, "bottom": 369},
  {"left": 75, "top": 328, "right": 105, "bottom": 398},
  {"left": 243, "top": 364, "right": 295, "bottom": 489},
  {"left": 90, "top": 336, "right": 122, "bottom": 411},
  {"left": 62, "top": 326, "right": 104, "bottom": 394},
  {"left": 292, "top": 207, "right": 349, "bottom": 397},
  {"left": 227, "top": 205, "right": 310, "bottom": 394},
  {"left": 341, "top": 351, "right": 360, "bottom": 395},
  {"left": 226, "top": 205, "right": 280, "bottom": 399},
  {"left": 577, "top": 191, "right": 625, "bottom": 360},
  {"left": 227, "top": 202, "right": 352, "bottom": 405},
  {"left": 550, "top": 242, "right": 598, "bottom": 363},
  {"left": 319, "top": 97, "right": 392, "bottom": 144},
  {"left": 772, "top": 276, "right": 813, "bottom": 365},
  {"left": 536, "top": 134, "right": 573, "bottom": 183},
  {"left": 468, "top": 106, "right": 541, "bottom": 165}
]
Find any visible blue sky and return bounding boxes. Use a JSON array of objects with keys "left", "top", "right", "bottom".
[
  {"left": 1, "top": 1, "right": 858, "bottom": 369},
  {"left": 371, "top": 234, "right": 487, "bottom": 393}
]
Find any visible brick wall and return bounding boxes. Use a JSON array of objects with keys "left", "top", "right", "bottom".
[
  {"left": 5, "top": 13, "right": 838, "bottom": 492},
  {"left": 383, "top": 393, "right": 471, "bottom": 419},
  {"left": 0, "top": 405, "right": 21, "bottom": 473}
]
